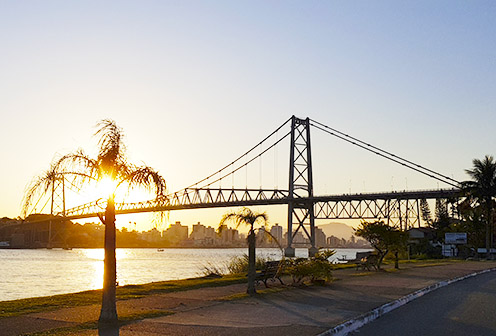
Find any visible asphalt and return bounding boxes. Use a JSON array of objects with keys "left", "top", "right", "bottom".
[
  {"left": 348, "top": 270, "right": 496, "bottom": 336},
  {"left": 2, "top": 260, "right": 496, "bottom": 336}
]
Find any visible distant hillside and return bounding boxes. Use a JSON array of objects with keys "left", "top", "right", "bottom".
[{"left": 316, "top": 222, "right": 355, "bottom": 240}]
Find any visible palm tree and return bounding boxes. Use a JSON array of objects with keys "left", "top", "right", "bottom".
[
  {"left": 23, "top": 119, "right": 167, "bottom": 323},
  {"left": 462, "top": 155, "right": 496, "bottom": 259},
  {"left": 219, "top": 208, "right": 268, "bottom": 295}
]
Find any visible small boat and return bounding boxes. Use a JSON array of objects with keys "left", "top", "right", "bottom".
[{"left": 157, "top": 248, "right": 164, "bottom": 252}]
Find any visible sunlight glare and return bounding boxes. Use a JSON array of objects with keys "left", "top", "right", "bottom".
[
  {"left": 98, "top": 176, "right": 118, "bottom": 199},
  {"left": 80, "top": 248, "right": 129, "bottom": 261}
]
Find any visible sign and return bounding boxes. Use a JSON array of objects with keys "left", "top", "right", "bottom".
[{"left": 445, "top": 232, "right": 467, "bottom": 244}]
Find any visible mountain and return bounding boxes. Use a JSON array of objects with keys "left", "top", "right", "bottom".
[{"left": 316, "top": 222, "right": 356, "bottom": 240}]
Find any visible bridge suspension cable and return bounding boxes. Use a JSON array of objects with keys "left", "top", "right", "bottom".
[
  {"left": 185, "top": 116, "right": 292, "bottom": 189},
  {"left": 309, "top": 118, "right": 460, "bottom": 188}
]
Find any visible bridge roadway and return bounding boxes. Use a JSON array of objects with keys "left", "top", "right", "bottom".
[{"left": 60, "top": 187, "right": 461, "bottom": 221}]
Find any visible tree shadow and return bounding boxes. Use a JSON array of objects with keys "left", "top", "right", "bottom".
[{"left": 98, "top": 323, "right": 120, "bottom": 336}]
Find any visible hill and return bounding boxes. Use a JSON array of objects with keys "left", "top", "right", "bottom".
[{"left": 316, "top": 222, "right": 356, "bottom": 240}]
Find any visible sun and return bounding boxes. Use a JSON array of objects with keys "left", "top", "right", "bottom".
[{"left": 98, "top": 176, "right": 118, "bottom": 198}]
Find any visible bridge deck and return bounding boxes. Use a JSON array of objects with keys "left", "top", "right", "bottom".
[{"left": 57, "top": 188, "right": 460, "bottom": 221}]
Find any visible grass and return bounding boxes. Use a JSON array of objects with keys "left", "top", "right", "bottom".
[
  {"left": 0, "top": 274, "right": 245, "bottom": 319},
  {"left": 333, "top": 263, "right": 360, "bottom": 270}
]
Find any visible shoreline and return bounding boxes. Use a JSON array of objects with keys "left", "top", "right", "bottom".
[{"left": 0, "top": 246, "right": 370, "bottom": 250}]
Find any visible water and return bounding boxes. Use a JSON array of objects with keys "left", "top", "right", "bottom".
[{"left": 0, "top": 248, "right": 370, "bottom": 301}]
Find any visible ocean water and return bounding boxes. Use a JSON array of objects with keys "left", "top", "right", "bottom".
[{"left": 0, "top": 247, "right": 370, "bottom": 301}]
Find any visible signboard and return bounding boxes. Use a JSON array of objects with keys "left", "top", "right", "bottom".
[{"left": 445, "top": 232, "right": 467, "bottom": 244}]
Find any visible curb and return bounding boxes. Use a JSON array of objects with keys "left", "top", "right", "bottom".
[{"left": 318, "top": 267, "right": 496, "bottom": 336}]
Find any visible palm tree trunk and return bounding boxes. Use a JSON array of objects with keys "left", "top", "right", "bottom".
[
  {"left": 247, "top": 229, "right": 256, "bottom": 295},
  {"left": 99, "top": 196, "right": 118, "bottom": 323}
]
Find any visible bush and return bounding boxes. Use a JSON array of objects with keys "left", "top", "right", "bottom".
[
  {"left": 227, "top": 254, "right": 270, "bottom": 274},
  {"left": 409, "top": 240, "right": 442, "bottom": 259},
  {"left": 285, "top": 250, "right": 335, "bottom": 285}
]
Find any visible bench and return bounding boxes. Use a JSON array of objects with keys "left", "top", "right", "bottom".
[
  {"left": 255, "top": 260, "right": 284, "bottom": 287},
  {"left": 357, "top": 253, "right": 379, "bottom": 271},
  {"left": 343, "top": 251, "right": 372, "bottom": 268}
]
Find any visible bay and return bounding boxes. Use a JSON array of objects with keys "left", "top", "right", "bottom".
[{"left": 0, "top": 248, "right": 370, "bottom": 301}]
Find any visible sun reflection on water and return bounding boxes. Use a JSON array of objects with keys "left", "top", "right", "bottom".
[
  {"left": 79, "top": 248, "right": 130, "bottom": 261},
  {"left": 79, "top": 249, "right": 130, "bottom": 289}
]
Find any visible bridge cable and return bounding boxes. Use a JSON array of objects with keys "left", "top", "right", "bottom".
[
  {"left": 184, "top": 116, "right": 292, "bottom": 189},
  {"left": 201, "top": 130, "right": 291, "bottom": 188},
  {"left": 309, "top": 120, "right": 460, "bottom": 188}
]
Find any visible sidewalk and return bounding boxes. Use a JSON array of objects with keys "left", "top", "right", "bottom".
[{"left": 3, "top": 261, "right": 496, "bottom": 336}]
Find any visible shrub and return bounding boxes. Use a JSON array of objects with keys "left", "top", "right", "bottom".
[
  {"left": 226, "top": 254, "right": 270, "bottom": 274},
  {"left": 285, "top": 249, "right": 335, "bottom": 285}
]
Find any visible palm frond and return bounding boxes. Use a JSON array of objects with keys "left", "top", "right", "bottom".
[
  {"left": 53, "top": 150, "right": 99, "bottom": 185},
  {"left": 22, "top": 165, "right": 58, "bottom": 217},
  {"left": 95, "top": 119, "right": 126, "bottom": 175},
  {"left": 119, "top": 165, "right": 167, "bottom": 200},
  {"left": 463, "top": 155, "right": 496, "bottom": 199},
  {"left": 218, "top": 208, "right": 268, "bottom": 232}
]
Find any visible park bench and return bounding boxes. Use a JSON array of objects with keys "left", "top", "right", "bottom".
[
  {"left": 345, "top": 251, "right": 378, "bottom": 271},
  {"left": 343, "top": 251, "right": 372, "bottom": 269},
  {"left": 357, "top": 253, "right": 379, "bottom": 271},
  {"left": 255, "top": 260, "right": 284, "bottom": 287}
]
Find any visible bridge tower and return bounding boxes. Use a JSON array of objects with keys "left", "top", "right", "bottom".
[
  {"left": 285, "top": 116, "right": 317, "bottom": 257},
  {"left": 50, "top": 174, "right": 66, "bottom": 216},
  {"left": 48, "top": 174, "right": 66, "bottom": 247}
]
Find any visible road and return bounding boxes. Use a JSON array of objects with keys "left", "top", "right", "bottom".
[{"left": 351, "top": 270, "right": 496, "bottom": 336}]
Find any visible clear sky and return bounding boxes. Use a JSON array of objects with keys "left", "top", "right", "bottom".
[{"left": 1, "top": 1, "right": 495, "bottom": 231}]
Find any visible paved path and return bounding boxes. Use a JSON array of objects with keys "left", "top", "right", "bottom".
[
  {"left": 2, "top": 261, "right": 496, "bottom": 336},
  {"left": 349, "top": 270, "right": 496, "bottom": 336}
]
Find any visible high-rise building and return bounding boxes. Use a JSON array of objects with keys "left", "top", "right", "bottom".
[
  {"left": 163, "top": 221, "right": 188, "bottom": 245},
  {"left": 285, "top": 231, "right": 308, "bottom": 245},
  {"left": 270, "top": 223, "right": 283, "bottom": 246},
  {"left": 315, "top": 226, "right": 327, "bottom": 248},
  {"left": 190, "top": 222, "right": 206, "bottom": 240}
]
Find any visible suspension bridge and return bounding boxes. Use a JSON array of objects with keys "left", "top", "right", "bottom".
[{"left": 20, "top": 116, "right": 462, "bottom": 256}]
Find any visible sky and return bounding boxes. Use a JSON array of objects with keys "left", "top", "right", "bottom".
[{"left": 1, "top": 1, "right": 495, "bottom": 232}]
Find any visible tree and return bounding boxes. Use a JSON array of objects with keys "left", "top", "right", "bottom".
[
  {"left": 462, "top": 155, "right": 496, "bottom": 259},
  {"left": 389, "top": 230, "right": 409, "bottom": 269},
  {"left": 431, "top": 198, "right": 451, "bottom": 242},
  {"left": 420, "top": 198, "right": 432, "bottom": 226},
  {"left": 354, "top": 220, "right": 408, "bottom": 270},
  {"left": 457, "top": 198, "right": 486, "bottom": 248},
  {"left": 219, "top": 208, "right": 268, "bottom": 295},
  {"left": 23, "top": 119, "right": 167, "bottom": 323}
]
